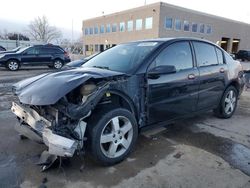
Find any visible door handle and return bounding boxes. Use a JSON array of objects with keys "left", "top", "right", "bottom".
[
  {"left": 188, "top": 74, "right": 196, "bottom": 80},
  {"left": 219, "top": 68, "right": 225, "bottom": 73}
]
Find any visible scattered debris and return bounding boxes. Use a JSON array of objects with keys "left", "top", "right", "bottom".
[{"left": 173, "top": 152, "right": 184, "bottom": 159}]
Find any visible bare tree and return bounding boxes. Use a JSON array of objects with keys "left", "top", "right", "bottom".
[{"left": 27, "top": 16, "right": 62, "bottom": 43}]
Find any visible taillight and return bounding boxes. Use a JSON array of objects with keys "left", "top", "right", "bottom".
[{"left": 64, "top": 52, "right": 69, "bottom": 57}]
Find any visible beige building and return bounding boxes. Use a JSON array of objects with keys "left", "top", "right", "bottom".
[{"left": 82, "top": 2, "right": 250, "bottom": 55}]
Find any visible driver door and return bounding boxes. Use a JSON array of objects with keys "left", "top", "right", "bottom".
[
  {"left": 21, "top": 47, "right": 40, "bottom": 65},
  {"left": 147, "top": 41, "right": 200, "bottom": 125}
]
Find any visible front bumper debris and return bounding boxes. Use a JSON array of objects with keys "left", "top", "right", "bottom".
[{"left": 11, "top": 102, "right": 85, "bottom": 158}]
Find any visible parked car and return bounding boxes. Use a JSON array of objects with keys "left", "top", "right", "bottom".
[
  {"left": 0, "top": 46, "right": 22, "bottom": 55},
  {"left": 0, "top": 45, "right": 6, "bottom": 51},
  {"left": 235, "top": 50, "right": 250, "bottom": 61},
  {"left": 0, "top": 44, "right": 71, "bottom": 71},
  {"left": 11, "top": 38, "right": 244, "bottom": 168},
  {"left": 62, "top": 53, "right": 99, "bottom": 70}
]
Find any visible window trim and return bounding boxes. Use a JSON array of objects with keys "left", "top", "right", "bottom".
[
  {"left": 127, "top": 20, "right": 133, "bottom": 32},
  {"left": 192, "top": 41, "right": 219, "bottom": 67}
]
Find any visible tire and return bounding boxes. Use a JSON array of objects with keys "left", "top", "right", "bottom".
[
  {"left": 6, "top": 60, "right": 20, "bottom": 71},
  {"left": 87, "top": 108, "right": 138, "bottom": 166},
  {"left": 213, "top": 86, "right": 238, "bottom": 119},
  {"left": 53, "top": 59, "right": 63, "bottom": 69}
]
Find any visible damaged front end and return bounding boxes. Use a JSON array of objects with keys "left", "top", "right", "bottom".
[{"left": 11, "top": 68, "right": 125, "bottom": 169}]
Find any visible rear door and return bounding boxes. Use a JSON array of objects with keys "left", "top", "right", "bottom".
[
  {"left": 192, "top": 41, "right": 227, "bottom": 110},
  {"left": 37, "top": 47, "right": 53, "bottom": 64},
  {"left": 147, "top": 41, "right": 200, "bottom": 124}
]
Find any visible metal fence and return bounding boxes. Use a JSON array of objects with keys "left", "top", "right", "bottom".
[{"left": 0, "top": 39, "right": 42, "bottom": 50}]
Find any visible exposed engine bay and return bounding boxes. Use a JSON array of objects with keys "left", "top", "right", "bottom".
[{"left": 11, "top": 68, "right": 144, "bottom": 170}]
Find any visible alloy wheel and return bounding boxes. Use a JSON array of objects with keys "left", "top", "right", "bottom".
[
  {"left": 8, "top": 61, "right": 19, "bottom": 71},
  {"left": 224, "top": 90, "right": 236, "bottom": 115},
  {"left": 100, "top": 116, "right": 133, "bottom": 158}
]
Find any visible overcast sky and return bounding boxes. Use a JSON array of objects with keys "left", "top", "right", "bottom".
[{"left": 1, "top": 0, "right": 250, "bottom": 32}]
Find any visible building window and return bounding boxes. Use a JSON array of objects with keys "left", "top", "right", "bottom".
[
  {"left": 106, "top": 24, "right": 111, "bottom": 33},
  {"left": 95, "top": 44, "right": 99, "bottom": 52},
  {"left": 200, "top": 24, "right": 205, "bottom": 33},
  {"left": 89, "top": 28, "right": 93, "bottom": 35},
  {"left": 84, "top": 28, "right": 89, "bottom": 35},
  {"left": 100, "top": 25, "right": 105, "bottom": 33},
  {"left": 192, "top": 23, "right": 198, "bottom": 32},
  {"left": 207, "top": 25, "right": 212, "bottom": 34},
  {"left": 127, "top": 20, "right": 133, "bottom": 31},
  {"left": 112, "top": 24, "right": 117, "bottom": 32},
  {"left": 175, "top": 19, "right": 181, "bottom": 30},
  {"left": 145, "top": 17, "right": 153, "bottom": 29},
  {"left": 94, "top": 26, "right": 98, "bottom": 34},
  {"left": 183, "top": 21, "right": 189, "bottom": 31},
  {"left": 165, "top": 17, "right": 173, "bottom": 29},
  {"left": 136, "top": 19, "right": 143, "bottom": 30},
  {"left": 120, "top": 22, "right": 125, "bottom": 32},
  {"left": 85, "top": 45, "right": 89, "bottom": 51}
]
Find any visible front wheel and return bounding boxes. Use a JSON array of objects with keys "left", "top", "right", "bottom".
[
  {"left": 88, "top": 108, "right": 138, "bottom": 166},
  {"left": 213, "top": 86, "right": 238, "bottom": 118},
  {"left": 6, "top": 60, "right": 20, "bottom": 71}
]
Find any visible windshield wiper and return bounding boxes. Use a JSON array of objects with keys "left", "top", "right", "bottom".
[{"left": 92, "top": 66, "right": 110, "bottom": 70}]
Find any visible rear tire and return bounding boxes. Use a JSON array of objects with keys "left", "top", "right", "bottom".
[
  {"left": 213, "top": 86, "right": 238, "bottom": 119},
  {"left": 87, "top": 108, "right": 138, "bottom": 166},
  {"left": 53, "top": 59, "right": 63, "bottom": 69},
  {"left": 6, "top": 60, "right": 20, "bottom": 71}
]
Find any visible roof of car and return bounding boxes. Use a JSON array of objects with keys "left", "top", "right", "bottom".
[{"left": 128, "top": 37, "right": 216, "bottom": 45}]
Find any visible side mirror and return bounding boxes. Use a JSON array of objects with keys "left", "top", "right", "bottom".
[{"left": 148, "top": 65, "right": 176, "bottom": 79}]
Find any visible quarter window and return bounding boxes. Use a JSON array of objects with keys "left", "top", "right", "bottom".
[
  {"left": 136, "top": 19, "right": 143, "bottom": 30},
  {"left": 120, "top": 22, "right": 125, "bottom": 32},
  {"left": 165, "top": 17, "right": 173, "bottom": 29},
  {"left": 193, "top": 42, "right": 218, "bottom": 66},
  {"left": 175, "top": 19, "right": 181, "bottom": 30},
  {"left": 127, "top": 20, "right": 133, "bottom": 31},
  {"left": 145, "top": 17, "right": 153, "bottom": 29},
  {"left": 152, "top": 42, "right": 193, "bottom": 71},
  {"left": 215, "top": 48, "right": 224, "bottom": 64},
  {"left": 183, "top": 21, "right": 189, "bottom": 31}
]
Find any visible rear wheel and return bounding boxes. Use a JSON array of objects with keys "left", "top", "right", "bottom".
[
  {"left": 53, "top": 59, "right": 63, "bottom": 69},
  {"left": 213, "top": 86, "right": 238, "bottom": 118},
  {"left": 6, "top": 60, "right": 19, "bottom": 71},
  {"left": 88, "top": 108, "right": 138, "bottom": 165}
]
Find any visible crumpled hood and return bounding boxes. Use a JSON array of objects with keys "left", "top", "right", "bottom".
[{"left": 13, "top": 67, "right": 124, "bottom": 105}]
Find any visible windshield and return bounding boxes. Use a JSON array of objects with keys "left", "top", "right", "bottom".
[
  {"left": 16, "top": 46, "right": 30, "bottom": 53},
  {"left": 82, "top": 42, "right": 160, "bottom": 73}
]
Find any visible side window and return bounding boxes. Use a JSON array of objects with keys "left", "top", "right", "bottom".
[
  {"left": 215, "top": 47, "right": 224, "bottom": 64},
  {"left": 151, "top": 42, "right": 193, "bottom": 71},
  {"left": 26, "top": 47, "right": 38, "bottom": 55},
  {"left": 193, "top": 42, "right": 218, "bottom": 67},
  {"left": 39, "top": 48, "right": 51, "bottom": 54}
]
